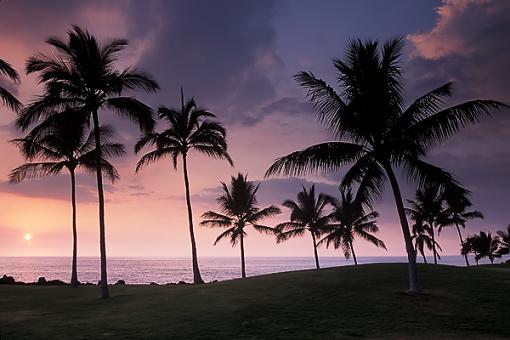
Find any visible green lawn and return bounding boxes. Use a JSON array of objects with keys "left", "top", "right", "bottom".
[{"left": 0, "top": 263, "right": 509, "bottom": 339}]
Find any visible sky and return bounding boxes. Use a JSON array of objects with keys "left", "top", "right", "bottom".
[{"left": 0, "top": 0, "right": 509, "bottom": 259}]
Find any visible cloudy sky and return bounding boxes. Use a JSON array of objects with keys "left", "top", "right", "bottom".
[{"left": 1, "top": 0, "right": 509, "bottom": 260}]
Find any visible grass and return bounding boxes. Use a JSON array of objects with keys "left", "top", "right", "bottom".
[{"left": 0, "top": 263, "right": 509, "bottom": 339}]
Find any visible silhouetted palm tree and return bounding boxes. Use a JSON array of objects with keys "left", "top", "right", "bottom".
[
  {"left": 463, "top": 232, "right": 501, "bottom": 264},
  {"left": 318, "top": 189, "right": 386, "bottom": 265},
  {"left": 136, "top": 90, "right": 232, "bottom": 284},
  {"left": 406, "top": 187, "right": 445, "bottom": 264},
  {"left": 411, "top": 221, "right": 441, "bottom": 264},
  {"left": 276, "top": 185, "right": 334, "bottom": 269},
  {"left": 17, "top": 26, "right": 158, "bottom": 298},
  {"left": 496, "top": 225, "right": 510, "bottom": 257},
  {"left": 438, "top": 194, "right": 483, "bottom": 266},
  {"left": 10, "top": 113, "right": 124, "bottom": 287},
  {"left": 0, "top": 57, "right": 22, "bottom": 112},
  {"left": 200, "top": 173, "right": 280, "bottom": 278},
  {"left": 265, "top": 38, "right": 505, "bottom": 293}
]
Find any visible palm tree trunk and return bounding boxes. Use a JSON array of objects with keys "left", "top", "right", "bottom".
[
  {"left": 311, "top": 231, "right": 320, "bottom": 270},
  {"left": 182, "top": 154, "right": 204, "bottom": 284},
  {"left": 70, "top": 169, "right": 79, "bottom": 287},
  {"left": 240, "top": 232, "right": 246, "bottom": 279},
  {"left": 456, "top": 224, "right": 470, "bottom": 266},
  {"left": 430, "top": 220, "right": 438, "bottom": 265},
  {"left": 384, "top": 164, "right": 421, "bottom": 294},
  {"left": 349, "top": 240, "right": 358, "bottom": 266},
  {"left": 421, "top": 250, "right": 427, "bottom": 264},
  {"left": 92, "top": 110, "right": 109, "bottom": 299}
]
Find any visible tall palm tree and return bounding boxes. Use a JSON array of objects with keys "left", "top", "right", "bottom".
[
  {"left": 200, "top": 173, "right": 281, "bottom": 278},
  {"left": 318, "top": 189, "right": 386, "bottom": 265},
  {"left": 411, "top": 221, "right": 441, "bottom": 264},
  {"left": 276, "top": 185, "right": 334, "bottom": 270},
  {"left": 438, "top": 194, "right": 483, "bottom": 266},
  {"left": 10, "top": 113, "right": 124, "bottom": 287},
  {"left": 0, "top": 57, "right": 22, "bottom": 112},
  {"left": 17, "top": 26, "right": 158, "bottom": 298},
  {"left": 265, "top": 38, "right": 505, "bottom": 293},
  {"left": 135, "top": 90, "right": 232, "bottom": 284},
  {"left": 496, "top": 225, "right": 510, "bottom": 257},
  {"left": 463, "top": 232, "right": 501, "bottom": 265},
  {"left": 405, "top": 187, "right": 445, "bottom": 264}
]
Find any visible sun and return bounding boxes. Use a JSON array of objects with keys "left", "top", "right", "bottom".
[{"left": 24, "top": 233, "right": 32, "bottom": 241}]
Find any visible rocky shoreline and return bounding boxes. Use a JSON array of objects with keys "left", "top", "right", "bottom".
[{"left": 0, "top": 274, "right": 217, "bottom": 286}]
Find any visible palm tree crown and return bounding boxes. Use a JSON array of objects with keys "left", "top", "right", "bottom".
[
  {"left": 18, "top": 25, "right": 159, "bottom": 298},
  {"left": 319, "top": 189, "right": 386, "bottom": 265},
  {"left": 463, "top": 232, "right": 501, "bottom": 265},
  {"left": 135, "top": 90, "right": 232, "bottom": 171},
  {"left": 200, "top": 173, "right": 281, "bottom": 278},
  {"left": 0, "top": 57, "right": 22, "bottom": 112},
  {"left": 135, "top": 90, "right": 232, "bottom": 284},
  {"left": 266, "top": 37, "right": 505, "bottom": 293},
  {"left": 496, "top": 225, "right": 510, "bottom": 257},
  {"left": 276, "top": 185, "right": 334, "bottom": 269}
]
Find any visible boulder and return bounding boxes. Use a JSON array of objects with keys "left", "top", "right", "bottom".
[
  {"left": 150, "top": 282, "right": 159, "bottom": 285},
  {"left": 0, "top": 275, "right": 15, "bottom": 285},
  {"left": 37, "top": 277, "right": 47, "bottom": 285},
  {"left": 46, "top": 279, "right": 68, "bottom": 286},
  {"left": 115, "top": 280, "right": 126, "bottom": 285},
  {"left": 177, "top": 280, "right": 188, "bottom": 285}
]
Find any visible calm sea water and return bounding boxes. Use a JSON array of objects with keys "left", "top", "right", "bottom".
[{"left": 0, "top": 255, "right": 479, "bottom": 284}]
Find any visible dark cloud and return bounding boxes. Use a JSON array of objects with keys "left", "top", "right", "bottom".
[{"left": 123, "top": 0, "right": 283, "bottom": 126}]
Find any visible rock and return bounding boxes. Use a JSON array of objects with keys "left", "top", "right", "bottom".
[
  {"left": 115, "top": 280, "right": 126, "bottom": 285},
  {"left": 37, "top": 277, "right": 47, "bottom": 285},
  {"left": 150, "top": 282, "right": 159, "bottom": 285},
  {"left": 177, "top": 280, "right": 188, "bottom": 285},
  {"left": 0, "top": 275, "right": 15, "bottom": 285},
  {"left": 46, "top": 279, "right": 68, "bottom": 286}
]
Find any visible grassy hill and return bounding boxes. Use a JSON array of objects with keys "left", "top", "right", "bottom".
[{"left": 1, "top": 263, "right": 509, "bottom": 339}]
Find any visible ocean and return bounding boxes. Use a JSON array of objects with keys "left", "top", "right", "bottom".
[{"left": 0, "top": 255, "right": 484, "bottom": 284}]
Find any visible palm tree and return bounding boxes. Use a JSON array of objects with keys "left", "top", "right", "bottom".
[
  {"left": 438, "top": 193, "right": 483, "bottom": 266},
  {"left": 463, "top": 232, "right": 501, "bottom": 264},
  {"left": 496, "top": 225, "right": 510, "bottom": 257},
  {"left": 135, "top": 90, "right": 232, "bottom": 284},
  {"left": 265, "top": 38, "right": 505, "bottom": 293},
  {"left": 10, "top": 113, "right": 124, "bottom": 287},
  {"left": 276, "top": 185, "right": 334, "bottom": 269},
  {"left": 411, "top": 221, "right": 441, "bottom": 264},
  {"left": 17, "top": 26, "right": 158, "bottom": 298},
  {"left": 0, "top": 57, "right": 22, "bottom": 112},
  {"left": 318, "top": 189, "right": 386, "bottom": 265},
  {"left": 200, "top": 173, "right": 280, "bottom": 278},
  {"left": 405, "top": 187, "right": 445, "bottom": 264}
]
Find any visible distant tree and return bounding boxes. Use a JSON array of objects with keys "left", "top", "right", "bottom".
[
  {"left": 411, "top": 220, "right": 441, "bottom": 264},
  {"left": 10, "top": 113, "right": 124, "bottom": 287},
  {"left": 438, "top": 193, "right": 483, "bottom": 266},
  {"left": 276, "top": 185, "right": 334, "bottom": 269},
  {"left": 200, "top": 173, "right": 280, "bottom": 278},
  {"left": 319, "top": 189, "right": 386, "bottom": 265},
  {"left": 265, "top": 38, "right": 505, "bottom": 293},
  {"left": 19, "top": 26, "right": 158, "bottom": 298},
  {"left": 136, "top": 90, "right": 233, "bottom": 284},
  {"left": 0, "top": 57, "right": 22, "bottom": 112},
  {"left": 406, "top": 187, "right": 445, "bottom": 264},
  {"left": 496, "top": 225, "right": 510, "bottom": 257},
  {"left": 462, "top": 232, "right": 501, "bottom": 265}
]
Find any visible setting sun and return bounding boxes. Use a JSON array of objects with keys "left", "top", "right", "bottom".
[{"left": 24, "top": 233, "right": 32, "bottom": 241}]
